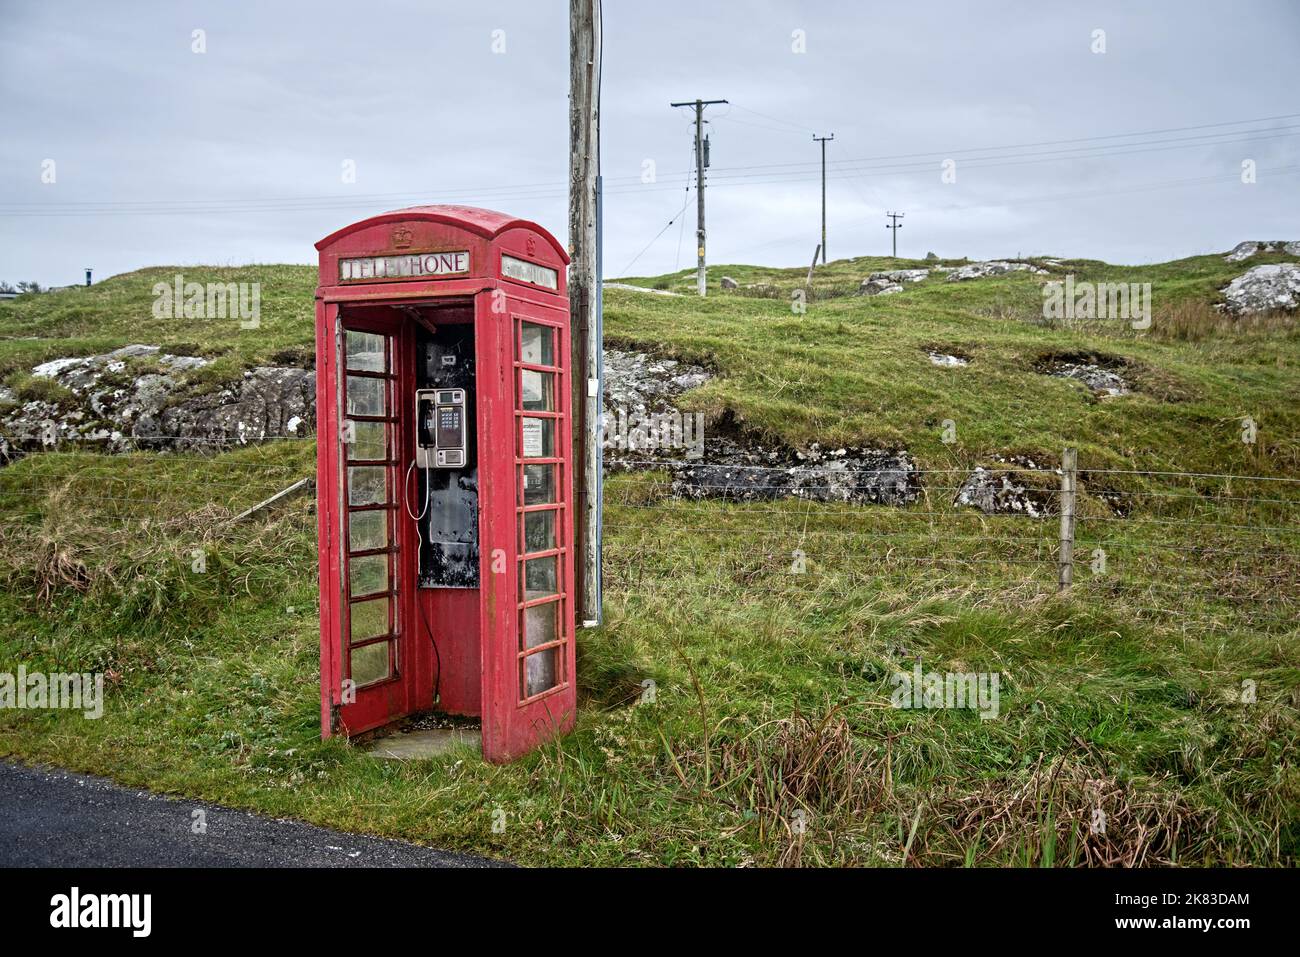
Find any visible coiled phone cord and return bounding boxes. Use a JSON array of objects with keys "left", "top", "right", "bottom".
[{"left": 402, "top": 460, "right": 431, "bottom": 523}]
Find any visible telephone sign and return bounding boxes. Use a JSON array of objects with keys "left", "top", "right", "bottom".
[{"left": 339, "top": 250, "right": 470, "bottom": 282}]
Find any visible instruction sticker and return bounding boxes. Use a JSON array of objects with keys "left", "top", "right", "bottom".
[{"left": 522, "top": 418, "right": 544, "bottom": 457}]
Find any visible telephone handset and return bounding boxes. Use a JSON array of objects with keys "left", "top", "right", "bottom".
[{"left": 415, "top": 388, "right": 467, "bottom": 468}]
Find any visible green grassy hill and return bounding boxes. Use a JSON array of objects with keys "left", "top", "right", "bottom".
[{"left": 1, "top": 250, "right": 1297, "bottom": 866}]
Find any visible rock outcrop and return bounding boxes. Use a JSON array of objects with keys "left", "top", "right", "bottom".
[
  {"left": 953, "top": 467, "right": 1054, "bottom": 517},
  {"left": 672, "top": 443, "right": 921, "bottom": 506},
  {"left": 602, "top": 349, "right": 710, "bottom": 418},
  {"left": 1047, "top": 361, "right": 1130, "bottom": 397},
  {"left": 1219, "top": 263, "right": 1300, "bottom": 315},
  {"left": 0, "top": 344, "right": 314, "bottom": 459},
  {"left": 944, "top": 261, "right": 1048, "bottom": 282},
  {"left": 857, "top": 268, "right": 929, "bottom": 296},
  {"left": 1223, "top": 240, "right": 1300, "bottom": 263},
  {"left": 928, "top": 351, "right": 969, "bottom": 368},
  {"left": 858, "top": 278, "right": 904, "bottom": 296}
]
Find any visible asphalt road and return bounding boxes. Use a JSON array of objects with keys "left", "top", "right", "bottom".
[{"left": 0, "top": 761, "right": 503, "bottom": 868}]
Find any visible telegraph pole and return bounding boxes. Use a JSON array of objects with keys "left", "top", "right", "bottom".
[
  {"left": 813, "top": 134, "right": 833, "bottom": 264},
  {"left": 886, "top": 211, "right": 905, "bottom": 258},
  {"left": 670, "top": 98, "right": 727, "bottom": 296},
  {"left": 570, "top": 0, "right": 602, "bottom": 626}
]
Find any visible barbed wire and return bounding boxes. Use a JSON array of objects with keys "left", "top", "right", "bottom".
[{"left": 2, "top": 453, "right": 1296, "bottom": 639}]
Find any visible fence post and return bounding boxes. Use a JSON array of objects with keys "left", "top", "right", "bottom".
[
  {"left": 1058, "top": 447, "right": 1077, "bottom": 592},
  {"left": 806, "top": 244, "right": 822, "bottom": 284}
]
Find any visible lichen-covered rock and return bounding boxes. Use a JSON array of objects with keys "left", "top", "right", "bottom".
[
  {"left": 1219, "top": 263, "right": 1300, "bottom": 314},
  {"left": 672, "top": 443, "right": 920, "bottom": 506},
  {"left": 601, "top": 349, "right": 711, "bottom": 467},
  {"left": 857, "top": 278, "right": 904, "bottom": 296},
  {"left": 928, "top": 351, "right": 969, "bottom": 367},
  {"left": 954, "top": 467, "right": 1054, "bottom": 517},
  {"left": 944, "top": 261, "right": 1048, "bottom": 282},
  {"left": 858, "top": 269, "right": 928, "bottom": 295},
  {"left": 720, "top": 276, "right": 739, "bottom": 289},
  {"left": 149, "top": 367, "right": 315, "bottom": 451},
  {"left": 1049, "top": 362, "right": 1130, "bottom": 396},
  {"left": 878, "top": 268, "right": 930, "bottom": 283},
  {"left": 1223, "top": 240, "right": 1300, "bottom": 263},
  {"left": 0, "top": 344, "right": 314, "bottom": 458},
  {"left": 602, "top": 349, "right": 709, "bottom": 417}
]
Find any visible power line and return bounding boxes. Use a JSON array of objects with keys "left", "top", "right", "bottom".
[
  {"left": 11, "top": 111, "right": 1296, "bottom": 216},
  {"left": 618, "top": 187, "right": 693, "bottom": 277}
]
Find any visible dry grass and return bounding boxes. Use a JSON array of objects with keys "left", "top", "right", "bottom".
[
  {"left": 665, "top": 707, "right": 891, "bottom": 866},
  {"left": 915, "top": 754, "right": 1213, "bottom": 867},
  {"left": 1151, "top": 299, "right": 1298, "bottom": 342}
]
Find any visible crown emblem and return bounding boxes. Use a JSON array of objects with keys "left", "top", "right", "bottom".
[
  {"left": 525, "top": 236, "right": 537, "bottom": 256},
  {"left": 391, "top": 226, "right": 414, "bottom": 249}
]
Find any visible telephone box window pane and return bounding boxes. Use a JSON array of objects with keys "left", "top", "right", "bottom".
[
  {"left": 347, "top": 420, "right": 386, "bottom": 461},
  {"left": 523, "top": 647, "right": 558, "bottom": 698},
  {"left": 350, "top": 554, "right": 389, "bottom": 596},
  {"left": 520, "top": 554, "right": 558, "bottom": 601},
  {"left": 521, "top": 417, "right": 554, "bottom": 458},
  {"left": 350, "top": 597, "right": 389, "bottom": 641},
  {"left": 345, "top": 331, "right": 387, "bottom": 372},
  {"left": 351, "top": 641, "right": 390, "bottom": 687},
  {"left": 522, "top": 602, "right": 558, "bottom": 650},
  {"left": 348, "top": 509, "right": 388, "bottom": 552},
  {"left": 522, "top": 464, "right": 555, "bottom": 505},
  {"left": 523, "top": 509, "right": 556, "bottom": 553},
  {"left": 346, "top": 375, "right": 386, "bottom": 417},
  {"left": 520, "top": 323, "right": 554, "bottom": 366},
  {"left": 521, "top": 369, "right": 554, "bottom": 411},
  {"left": 348, "top": 466, "right": 387, "bottom": 505}
]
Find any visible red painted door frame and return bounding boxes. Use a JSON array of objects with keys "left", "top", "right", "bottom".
[{"left": 476, "top": 289, "right": 577, "bottom": 763}]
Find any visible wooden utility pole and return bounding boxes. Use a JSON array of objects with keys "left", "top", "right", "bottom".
[
  {"left": 886, "top": 211, "right": 904, "bottom": 258},
  {"left": 813, "top": 134, "right": 833, "bottom": 264},
  {"left": 1057, "top": 447, "right": 1078, "bottom": 592},
  {"left": 570, "top": 0, "right": 602, "bottom": 626},
  {"left": 670, "top": 97, "right": 727, "bottom": 296}
]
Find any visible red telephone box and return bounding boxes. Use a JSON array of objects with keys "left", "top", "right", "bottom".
[{"left": 314, "top": 206, "right": 576, "bottom": 763}]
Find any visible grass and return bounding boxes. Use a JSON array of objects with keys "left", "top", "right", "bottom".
[
  {"left": 0, "top": 249, "right": 1297, "bottom": 866},
  {"left": 0, "top": 265, "right": 316, "bottom": 387}
]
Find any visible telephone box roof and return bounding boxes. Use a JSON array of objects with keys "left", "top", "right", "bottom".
[{"left": 315, "top": 205, "right": 570, "bottom": 264}]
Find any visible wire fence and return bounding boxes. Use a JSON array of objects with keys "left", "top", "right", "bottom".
[{"left": 0, "top": 433, "right": 1297, "bottom": 637}]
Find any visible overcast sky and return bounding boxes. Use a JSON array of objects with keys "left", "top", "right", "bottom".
[{"left": 2, "top": 0, "right": 1298, "bottom": 287}]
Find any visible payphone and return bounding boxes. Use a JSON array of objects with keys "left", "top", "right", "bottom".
[
  {"left": 315, "top": 205, "right": 576, "bottom": 763},
  {"left": 415, "top": 388, "right": 467, "bottom": 468}
]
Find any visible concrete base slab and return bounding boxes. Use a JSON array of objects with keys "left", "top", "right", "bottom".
[{"left": 364, "top": 727, "right": 481, "bottom": 761}]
